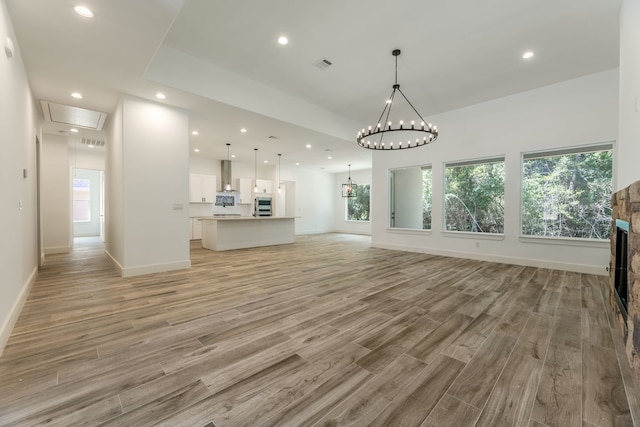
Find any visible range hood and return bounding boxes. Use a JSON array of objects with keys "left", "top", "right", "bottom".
[{"left": 220, "top": 159, "right": 236, "bottom": 192}]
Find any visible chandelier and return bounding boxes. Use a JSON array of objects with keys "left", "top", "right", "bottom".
[
  {"left": 357, "top": 49, "right": 438, "bottom": 150},
  {"left": 342, "top": 164, "right": 357, "bottom": 198}
]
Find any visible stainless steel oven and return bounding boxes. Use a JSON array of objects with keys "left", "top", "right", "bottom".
[{"left": 254, "top": 197, "right": 272, "bottom": 216}]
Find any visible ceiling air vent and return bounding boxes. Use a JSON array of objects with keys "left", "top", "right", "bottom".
[
  {"left": 40, "top": 100, "right": 108, "bottom": 130},
  {"left": 268, "top": 136, "right": 279, "bottom": 139},
  {"left": 81, "top": 138, "right": 105, "bottom": 147},
  {"left": 314, "top": 58, "right": 332, "bottom": 70}
]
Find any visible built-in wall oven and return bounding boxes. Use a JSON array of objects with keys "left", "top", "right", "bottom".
[{"left": 254, "top": 197, "right": 272, "bottom": 216}]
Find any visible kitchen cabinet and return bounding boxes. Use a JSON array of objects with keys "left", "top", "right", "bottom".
[
  {"left": 235, "top": 178, "right": 253, "bottom": 204},
  {"left": 190, "top": 174, "right": 216, "bottom": 203},
  {"left": 190, "top": 218, "right": 202, "bottom": 240},
  {"left": 253, "top": 179, "right": 273, "bottom": 195}
]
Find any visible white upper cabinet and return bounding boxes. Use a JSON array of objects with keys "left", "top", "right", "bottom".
[
  {"left": 254, "top": 179, "right": 273, "bottom": 195},
  {"left": 235, "top": 178, "right": 253, "bottom": 204},
  {"left": 190, "top": 174, "right": 216, "bottom": 203}
]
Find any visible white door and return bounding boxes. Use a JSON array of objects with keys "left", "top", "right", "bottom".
[{"left": 72, "top": 168, "right": 102, "bottom": 237}]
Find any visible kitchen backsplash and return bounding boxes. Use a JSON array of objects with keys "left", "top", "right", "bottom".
[{"left": 189, "top": 195, "right": 253, "bottom": 217}]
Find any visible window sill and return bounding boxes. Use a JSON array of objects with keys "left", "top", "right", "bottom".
[
  {"left": 346, "top": 220, "right": 371, "bottom": 223},
  {"left": 442, "top": 231, "right": 505, "bottom": 241},
  {"left": 519, "top": 235, "right": 609, "bottom": 248},
  {"left": 387, "top": 227, "right": 432, "bottom": 235}
]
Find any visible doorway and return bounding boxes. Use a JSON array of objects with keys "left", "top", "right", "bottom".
[{"left": 72, "top": 168, "right": 104, "bottom": 241}]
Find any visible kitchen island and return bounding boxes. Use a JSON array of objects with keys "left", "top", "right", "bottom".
[{"left": 199, "top": 216, "right": 296, "bottom": 251}]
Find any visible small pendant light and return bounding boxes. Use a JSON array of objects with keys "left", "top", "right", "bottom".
[{"left": 342, "top": 164, "right": 357, "bottom": 197}]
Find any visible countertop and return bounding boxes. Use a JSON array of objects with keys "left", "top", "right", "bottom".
[{"left": 198, "top": 216, "right": 296, "bottom": 221}]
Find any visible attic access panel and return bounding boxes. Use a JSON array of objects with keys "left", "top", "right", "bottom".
[{"left": 40, "top": 100, "right": 108, "bottom": 130}]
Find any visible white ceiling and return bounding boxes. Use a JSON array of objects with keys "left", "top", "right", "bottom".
[{"left": 6, "top": 0, "right": 621, "bottom": 173}]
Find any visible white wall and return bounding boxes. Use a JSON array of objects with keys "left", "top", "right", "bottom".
[
  {"left": 333, "top": 168, "right": 372, "bottom": 235},
  {"left": 0, "top": 0, "right": 39, "bottom": 354},
  {"left": 105, "top": 99, "right": 124, "bottom": 270},
  {"left": 372, "top": 69, "right": 619, "bottom": 275},
  {"left": 41, "top": 134, "right": 71, "bottom": 253},
  {"left": 617, "top": 0, "right": 640, "bottom": 191},
  {"left": 74, "top": 147, "right": 105, "bottom": 171},
  {"left": 105, "top": 95, "right": 191, "bottom": 277},
  {"left": 278, "top": 166, "right": 333, "bottom": 234}
]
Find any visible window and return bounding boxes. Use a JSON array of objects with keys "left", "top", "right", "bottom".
[
  {"left": 346, "top": 184, "right": 370, "bottom": 221},
  {"left": 422, "top": 167, "right": 432, "bottom": 229},
  {"left": 444, "top": 158, "right": 505, "bottom": 233},
  {"left": 72, "top": 178, "right": 91, "bottom": 222},
  {"left": 389, "top": 166, "right": 431, "bottom": 230},
  {"left": 522, "top": 144, "right": 613, "bottom": 239}
]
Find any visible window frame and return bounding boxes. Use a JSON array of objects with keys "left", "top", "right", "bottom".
[
  {"left": 519, "top": 142, "right": 614, "bottom": 243},
  {"left": 387, "top": 164, "right": 433, "bottom": 231},
  {"left": 345, "top": 183, "right": 371, "bottom": 222},
  {"left": 443, "top": 156, "right": 506, "bottom": 236}
]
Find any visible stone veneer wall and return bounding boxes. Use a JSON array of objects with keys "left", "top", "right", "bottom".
[{"left": 610, "top": 180, "right": 640, "bottom": 384}]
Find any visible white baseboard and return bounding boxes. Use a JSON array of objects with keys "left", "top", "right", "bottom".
[
  {"left": 121, "top": 260, "right": 191, "bottom": 277},
  {"left": 104, "top": 249, "right": 124, "bottom": 275},
  {"left": 0, "top": 266, "right": 38, "bottom": 356},
  {"left": 104, "top": 250, "right": 191, "bottom": 277},
  {"left": 43, "top": 245, "right": 70, "bottom": 254},
  {"left": 332, "top": 229, "right": 372, "bottom": 236},
  {"left": 370, "top": 241, "right": 608, "bottom": 276}
]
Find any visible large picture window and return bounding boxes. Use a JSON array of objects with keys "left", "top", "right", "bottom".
[
  {"left": 521, "top": 144, "right": 613, "bottom": 239},
  {"left": 444, "top": 158, "right": 505, "bottom": 233},
  {"left": 346, "top": 184, "right": 370, "bottom": 221}
]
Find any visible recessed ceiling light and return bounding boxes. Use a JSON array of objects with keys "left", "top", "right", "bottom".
[
  {"left": 231, "top": 154, "right": 236, "bottom": 158},
  {"left": 155, "top": 92, "right": 166, "bottom": 99},
  {"left": 70, "top": 128, "right": 79, "bottom": 133},
  {"left": 74, "top": 5, "right": 93, "bottom": 18},
  {"left": 240, "top": 128, "right": 247, "bottom": 133},
  {"left": 327, "top": 156, "right": 332, "bottom": 160},
  {"left": 306, "top": 144, "right": 311, "bottom": 148},
  {"left": 296, "top": 162, "right": 300, "bottom": 166},
  {"left": 522, "top": 51, "right": 535, "bottom": 59},
  {"left": 87, "top": 144, "right": 94, "bottom": 148},
  {"left": 264, "top": 160, "right": 268, "bottom": 164},
  {"left": 194, "top": 148, "right": 200, "bottom": 153},
  {"left": 71, "top": 92, "right": 83, "bottom": 99},
  {"left": 191, "top": 131, "right": 198, "bottom": 135},
  {"left": 278, "top": 36, "right": 288, "bottom": 45}
]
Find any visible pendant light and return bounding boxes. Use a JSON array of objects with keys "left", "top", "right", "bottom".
[
  {"left": 342, "top": 164, "right": 357, "bottom": 198},
  {"left": 277, "top": 153, "right": 282, "bottom": 194},
  {"left": 253, "top": 148, "right": 259, "bottom": 193},
  {"left": 356, "top": 49, "right": 438, "bottom": 150}
]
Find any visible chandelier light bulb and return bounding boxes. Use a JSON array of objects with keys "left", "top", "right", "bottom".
[{"left": 356, "top": 49, "right": 438, "bottom": 150}]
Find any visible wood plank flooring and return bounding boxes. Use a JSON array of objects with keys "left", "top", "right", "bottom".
[{"left": 0, "top": 233, "right": 638, "bottom": 426}]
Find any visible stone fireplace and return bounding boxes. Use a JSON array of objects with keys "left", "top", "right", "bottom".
[{"left": 610, "top": 180, "right": 640, "bottom": 383}]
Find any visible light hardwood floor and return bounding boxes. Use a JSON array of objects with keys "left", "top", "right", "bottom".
[{"left": 0, "top": 234, "right": 638, "bottom": 426}]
